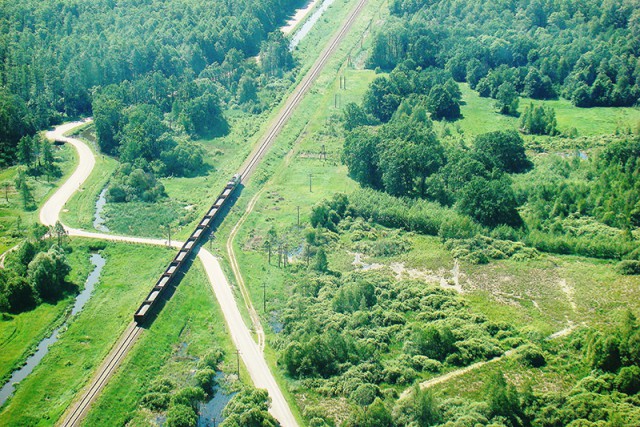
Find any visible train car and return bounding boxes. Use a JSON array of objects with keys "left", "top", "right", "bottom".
[{"left": 134, "top": 174, "right": 241, "bottom": 323}]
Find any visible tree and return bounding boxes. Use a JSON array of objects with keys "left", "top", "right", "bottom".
[
  {"left": 27, "top": 245, "right": 71, "bottom": 301},
  {"left": 392, "top": 385, "right": 441, "bottom": 426},
  {"left": 119, "top": 104, "right": 168, "bottom": 164},
  {"left": 427, "top": 85, "right": 460, "bottom": 120},
  {"left": 363, "top": 77, "right": 401, "bottom": 123},
  {"left": 342, "top": 128, "right": 382, "bottom": 188},
  {"left": 17, "top": 136, "right": 34, "bottom": 167},
  {"left": 519, "top": 103, "right": 557, "bottom": 135},
  {"left": 260, "top": 31, "right": 293, "bottom": 77},
  {"left": 495, "top": 82, "right": 519, "bottom": 116},
  {"left": 221, "top": 387, "right": 279, "bottom": 427},
  {"left": 165, "top": 403, "right": 198, "bottom": 427},
  {"left": 93, "top": 93, "right": 124, "bottom": 155},
  {"left": 53, "top": 221, "right": 67, "bottom": 247},
  {"left": 486, "top": 372, "right": 524, "bottom": 425},
  {"left": 523, "top": 67, "right": 555, "bottom": 99},
  {"left": 179, "top": 92, "right": 226, "bottom": 137},
  {"left": 237, "top": 75, "right": 258, "bottom": 104},
  {"left": 343, "top": 103, "right": 378, "bottom": 131},
  {"left": 457, "top": 177, "right": 523, "bottom": 228},
  {"left": 312, "top": 248, "right": 328, "bottom": 272},
  {"left": 474, "top": 130, "right": 532, "bottom": 173}
]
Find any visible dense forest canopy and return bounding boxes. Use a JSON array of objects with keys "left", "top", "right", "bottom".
[
  {"left": 369, "top": 0, "right": 640, "bottom": 109},
  {"left": 0, "top": 0, "right": 302, "bottom": 165}
]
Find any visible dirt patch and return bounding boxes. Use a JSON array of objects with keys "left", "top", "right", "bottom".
[{"left": 351, "top": 253, "right": 464, "bottom": 293}]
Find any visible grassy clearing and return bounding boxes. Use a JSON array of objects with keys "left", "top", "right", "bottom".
[
  {"left": 0, "top": 141, "right": 77, "bottom": 253},
  {"left": 0, "top": 241, "right": 174, "bottom": 425},
  {"left": 438, "top": 83, "right": 640, "bottom": 139},
  {"left": 0, "top": 241, "right": 95, "bottom": 385},
  {"left": 60, "top": 124, "right": 118, "bottom": 231},
  {"left": 83, "top": 258, "right": 238, "bottom": 426}
]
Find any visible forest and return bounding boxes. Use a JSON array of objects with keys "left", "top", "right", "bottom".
[{"left": 0, "top": 0, "right": 299, "bottom": 181}]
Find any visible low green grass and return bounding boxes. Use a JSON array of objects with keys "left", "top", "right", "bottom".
[
  {"left": 443, "top": 84, "right": 640, "bottom": 139},
  {"left": 83, "top": 258, "right": 238, "bottom": 426},
  {"left": 0, "top": 141, "right": 77, "bottom": 252},
  {"left": 0, "top": 240, "right": 94, "bottom": 385},
  {"left": 0, "top": 241, "right": 174, "bottom": 425},
  {"left": 60, "top": 124, "right": 118, "bottom": 231}
]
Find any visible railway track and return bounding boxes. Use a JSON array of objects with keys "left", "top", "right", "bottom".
[
  {"left": 55, "top": 0, "right": 369, "bottom": 425},
  {"left": 239, "top": 0, "right": 368, "bottom": 181},
  {"left": 59, "top": 323, "right": 142, "bottom": 426}
]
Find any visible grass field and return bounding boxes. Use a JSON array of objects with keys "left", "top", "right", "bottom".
[
  {"left": 83, "top": 258, "right": 238, "bottom": 426},
  {"left": 0, "top": 242, "right": 174, "bottom": 425},
  {"left": 0, "top": 141, "right": 77, "bottom": 253},
  {"left": 60, "top": 124, "right": 118, "bottom": 231},
  {"left": 439, "top": 83, "right": 640, "bottom": 139}
]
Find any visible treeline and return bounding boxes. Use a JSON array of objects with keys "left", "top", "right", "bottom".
[
  {"left": 343, "top": 107, "right": 530, "bottom": 229},
  {"left": 0, "top": 225, "right": 71, "bottom": 314},
  {"left": 0, "top": 0, "right": 300, "bottom": 164},
  {"left": 370, "top": 0, "right": 640, "bottom": 110}
]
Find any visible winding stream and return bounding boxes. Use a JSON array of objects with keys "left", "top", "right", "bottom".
[
  {"left": 0, "top": 253, "right": 106, "bottom": 407},
  {"left": 290, "top": 0, "right": 336, "bottom": 49},
  {"left": 93, "top": 187, "right": 110, "bottom": 232}
]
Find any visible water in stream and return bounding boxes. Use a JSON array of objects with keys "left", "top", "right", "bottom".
[
  {"left": 290, "top": 0, "right": 336, "bottom": 49},
  {"left": 0, "top": 253, "right": 105, "bottom": 407},
  {"left": 93, "top": 187, "right": 110, "bottom": 232},
  {"left": 197, "top": 373, "right": 236, "bottom": 427}
]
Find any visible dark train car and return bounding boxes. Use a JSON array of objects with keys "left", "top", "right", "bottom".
[{"left": 134, "top": 174, "right": 240, "bottom": 323}]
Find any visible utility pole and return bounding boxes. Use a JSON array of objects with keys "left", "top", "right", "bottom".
[
  {"left": 277, "top": 243, "right": 282, "bottom": 268},
  {"left": 235, "top": 349, "right": 241, "bottom": 379},
  {"left": 283, "top": 243, "right": 288, "bottom": 268},
  {"left": 166, "top": 224, "right": 171, "bottom": 247},
  {"left": 297, "top": 206, "right": 300, "bottom": 227},
  {"left": 267, "top": 241, "right": 271, "bottom": 264},
  {"left": 262, "top": 283, "right": 267, "bottom": 312},
  {"left": 309, "top": 173, "right": 312, "bottom": 192}
]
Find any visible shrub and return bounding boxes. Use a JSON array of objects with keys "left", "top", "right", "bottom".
[
  {"left": 618, "top": 260, "right": 640, "bottom": 275},
  {"left": 517, "top": 344, "right": 547, "bottom": 367}
]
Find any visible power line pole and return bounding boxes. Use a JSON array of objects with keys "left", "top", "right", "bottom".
[
  {"left": 235, "top": 349, "right": 241, "bottom": 379},
  {"left": 297, "top": 206, "right": 300, "bottom": 227},
  {"left": 309, "top": 173, "right": 312, "bottom": 192},
  {"left": 267, "top": 241, "right": 271, "bottom": 264},
  {"left": 262, "top": 283, "right": 266, "bottom": 312}
]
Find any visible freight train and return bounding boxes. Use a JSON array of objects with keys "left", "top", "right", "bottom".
[{"left": 134, "top": 174, "right": 241, "bottom": 323}]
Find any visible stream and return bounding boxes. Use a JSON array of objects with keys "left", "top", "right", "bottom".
[
  {"left": 0, "top": 253, "right": 106, "bottom": 407},
  {"left": 93, "top": 187, "right": 110, "bottom": 232},
  {"left": 197, "top": 373, "right": 236, "bottom": 427},
  {"left": 290, "top": 0, "right": 336, "bottom": 49}
]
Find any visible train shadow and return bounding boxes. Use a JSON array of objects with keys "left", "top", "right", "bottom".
[{"left": 135, "top": 183, "right": 245, "bottom": 329}]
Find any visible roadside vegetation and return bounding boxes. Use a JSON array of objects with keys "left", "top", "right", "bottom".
[{"left": 83, "top": 260, "right": 242, "bottom": 427}]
